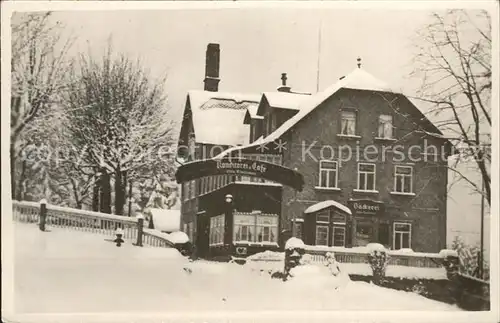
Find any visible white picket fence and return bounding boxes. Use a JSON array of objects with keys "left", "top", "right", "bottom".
[{"left": 12, "top": 200, "right": 176, "bottom": 248}]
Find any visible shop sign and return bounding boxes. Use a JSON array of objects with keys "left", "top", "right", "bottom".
[
  {"left": 348, "top": 199, "right": 384, "bottom": 216},
  {"left": 175, "top": 157, "right": 304, "bottom": 191}
]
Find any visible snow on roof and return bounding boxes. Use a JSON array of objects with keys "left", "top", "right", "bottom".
[
  {"left": 149, "top": 208, "right": 181, "bottom": 232},
  {"left": 262, "top": 92, "right": 311, "bottom": 111},
  {"left": 304, "top": 200, "right": 352, "bottom": 215},
  {"left": 187, "top": 90, "right": 261, "bottom": 146},
  {"left": 215, "top": 68, "right": 396, "bottom": 158}
]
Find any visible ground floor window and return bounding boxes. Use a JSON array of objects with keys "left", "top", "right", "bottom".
[
  {"left": 233, "top": 213, "right": 278, "bottom": 244},
  {"left": 332, "top": 226, "right": 346, "bottom": 247},
  {"left": 315, "top": 225, "right": 329, "bottom": 246},
  {"left": 294, "top": 221, "right": 303, "bottom": 239},
  {"left": 355, "top": 221, "right": 373, "bottom": 247},
  {"left": 393, "top": 222, "right": 411, "bottom": 249},
  {"left": 209, "top": 214, "right": 225, "bottom": 246}
]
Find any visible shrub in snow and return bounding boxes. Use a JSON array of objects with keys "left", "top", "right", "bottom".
[
  {"left": 439, "top": 249, "right": 460, "bottom": 280},
  {"left": 450, "top": 236, "right": 489, "bottom": 280},
  {"left": 283, "top": 237, "right": 305, "bottom": 281},
  {"left": 367, "top": 243, "right": 389, "bottom": 285}
]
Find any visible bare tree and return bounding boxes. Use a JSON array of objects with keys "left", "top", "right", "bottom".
[
  {"left": 64, "top": 44, "right": 176, "bottom": 214},
  {"left": 410, "top": 9, "right": 491, "bottom": 205},
  {"left": 10, "top": 12, "right": 74, "bottom": 199}
]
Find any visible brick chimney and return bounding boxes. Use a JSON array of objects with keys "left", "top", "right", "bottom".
[
  {"left": 204, "top": 43, "right": 220, "bottom": 92},
  {"left": 277, "top": 73, "right": 291, "bottom": 92}
]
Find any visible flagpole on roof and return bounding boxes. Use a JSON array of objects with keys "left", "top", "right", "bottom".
[{"left": 315, "top": 15, "right": 323, "bottom": 93}]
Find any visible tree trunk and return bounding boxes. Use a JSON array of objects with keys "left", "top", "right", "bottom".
[
  {"left": 10, "top": 143, "right": 17, "bottom": 199},
  {"left": 114, "top": 169, "right": 126, "bottom": 216},
  {"left": 92, "top": 179, "right": 100, "bottom": 212},
  {"left": 16, "top": 159, "right": 27, "bottom": 201},
  {"left": 99, "top": 170, "right": 112, "bottom": 214}
]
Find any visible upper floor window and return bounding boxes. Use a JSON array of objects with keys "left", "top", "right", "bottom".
[
  {"left": 358, "top": 163, "right": 376, "bottom": 191},
  {"left": 267, "top": 113, "right": 275, "bottom": 135},
  {"left": 340, "top": 110, "right": 356, "bottom": 136},
  {"left": 378, "top": 114, "right": 393, "bottom": 139},
  {"left": 394, "top": 166, "right": 413, "bottom": 193},
  {"left": 319, "top": 160, "right": 338, "bottom": 188}
]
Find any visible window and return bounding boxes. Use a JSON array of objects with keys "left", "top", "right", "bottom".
[
  {"left": 267, "top": 113, "right": 274, "bottom": 135},
  {"left": 393, "top": 222, "right": 411, "bottom": 250},
  {"left": 256, "top": 216, "right": 278, "bottom": 243},
  {"left": 182, "top": 183, "right": 188, "bottom": 201},
  {"left": 319, "top": 160, "right": 338, "bottom": 188},
  {"left": 190, "top": 180, "right": 196, "bottom": 199},
  {"left": 209, "top": 215, "right": 225, "bottom": 246},
  {"left": 239, "top": 154, "right": 282, "bottom": 183},
  {"left": 340, "top": 110, "right": 357, "bottom": 136},
  {"left": 394, "top": 166, "right": 413, "bottom": 193},
  {"left": 332, "top": 226, "right": 346, "bottom": 247},
  {"left": 294, "top": 221, "right": 303, "bottom": 239},
  {"left": 378, "top": 114, "right": 393, "bottom": 139},
  {"left": 355, "top": 221, "right": 373, "bottom": 247},
  {"left": 233, "top": 213, "right": 278, "bottom": 243},
  {"left": 315, "top": 225, "right": 329, "bottom": 246},
  {"left": 316, "top": 211, "right": 330, "bottom": 223},
  {"left": 358, "top": 163, "right": 376, "bottom": 191},
  {"left": 234, "top": 214, "right": 255, "bottom": 242}
]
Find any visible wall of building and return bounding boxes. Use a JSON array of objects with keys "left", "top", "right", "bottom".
[{"left": 280, "top": 88, "right": 449, "bottom": 252}]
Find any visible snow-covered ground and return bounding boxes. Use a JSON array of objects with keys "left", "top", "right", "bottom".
[{"left": 13, "top": 223, "right": 460, "bottom": 313}]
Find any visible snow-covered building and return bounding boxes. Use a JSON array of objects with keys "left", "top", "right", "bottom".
[{"left": 177, "top": 43, "right": 452, "bottom": 259}]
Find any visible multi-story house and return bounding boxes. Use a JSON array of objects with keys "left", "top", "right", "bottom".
[{"left": 177, "top": 43, "right": 451, "bottom": 259}]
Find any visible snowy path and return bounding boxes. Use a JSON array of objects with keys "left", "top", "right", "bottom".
[{"left": 13, "top": 223, "right": 460, "bottom": 313}]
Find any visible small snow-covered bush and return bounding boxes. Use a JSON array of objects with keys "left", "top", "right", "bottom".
[
  {"left": 367, "top": 243, "right": 390, "bottom": 284},
  {"left": 283, "top": 237, "right": 306, "bottom": 281},
  {"left": 285, "top": 237, "right": 305, "bottom": 250},
  {"left": 440, "top": 248, "right": 460, "bottom": 280},
  {"left": 450, "top": 236, "right": 489, "bottom": 280}
]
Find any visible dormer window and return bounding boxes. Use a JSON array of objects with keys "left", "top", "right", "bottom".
[
  {"left": 267, "top": 113, "right": 276, "bottom": 135},
  {"left": 340, "top": 111, "right": 356, "bottom": 136}
]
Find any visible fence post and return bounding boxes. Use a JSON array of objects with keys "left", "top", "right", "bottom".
[
  {"left": 39, "top": 199, "right": 47, "bottom": 231},
  {"left": 136, "top": 213, "right": 144, "bottom": 247}
]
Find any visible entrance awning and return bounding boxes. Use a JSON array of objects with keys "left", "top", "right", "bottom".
[{"left": 304, "top": 200, "right": 352, "bottom": 215}]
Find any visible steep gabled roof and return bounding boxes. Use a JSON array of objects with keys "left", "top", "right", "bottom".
[
  {"left": 186, "top": 90, "right": 260, "bottom": 146},
  {"left": 215, "top": 68, "right": 443, "bottom": 159}
]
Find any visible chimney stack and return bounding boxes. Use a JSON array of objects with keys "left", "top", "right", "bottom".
[
  {"left": 204, "top": 43, "right": 220, "bottom": 92},
  {"left": 277, "top": 73, "right": 291, "bottom": 92}
]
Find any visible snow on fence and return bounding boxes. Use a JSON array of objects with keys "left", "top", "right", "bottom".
[
  {"left": 12, "top": 200, "right": 175, "bottom": 249},
  {"left": 304, "top": 245, "right": 442, "bottom": 268},
  {"left": 142, "top": 229, "right": 176, "bottom": 248}
]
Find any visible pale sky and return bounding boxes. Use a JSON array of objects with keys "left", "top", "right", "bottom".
[
  {"left": 51, "top": 8, "right": 434, "bottom": 122},
  {"left": 31, "top": 7, "right": 493, "bottom": 250}
]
